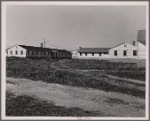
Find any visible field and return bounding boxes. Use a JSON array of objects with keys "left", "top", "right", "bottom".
[{"left": 6, "top": 57, "right": 146, "bottom": 117}]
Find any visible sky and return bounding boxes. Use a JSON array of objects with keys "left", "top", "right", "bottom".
[{"left": 6, "top": 5, "right": 146, "bottom": 50}]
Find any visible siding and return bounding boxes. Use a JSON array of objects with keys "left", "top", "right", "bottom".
[
  {"left": 109, "top": 43, "right": 138, "bottom": 59},
  {"left": 71, "top": 51, "right": 78, "bottom": 59},
  {"left": 77, "top": 52, "right": 109, "bottom": 59},
  {"left": 7, "top": 45, "right": 27, "bottom": 58},
  {"left": 137, "top": 42, "right": 146, "bottom": 59},
  {"left": 26, "top": 50, "right": 51, "bottom": 58}
]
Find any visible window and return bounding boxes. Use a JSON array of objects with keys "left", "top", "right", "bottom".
[
  {"left": 99, "top": 53, "right": 101, "bottom": 56},
  {"left": 123, "top": 50, "right": 127, "bottom": 56},
  {"left": 16, "top": 50, "right": 18, "bottom": 55},
  {"left": 10, "top": 50, "right": 12, "bottom": 55},
  {"left": 80, "top": 53, "right": 82, "bottom": 56},
  {"left": 133, "top": 50, "right": 137, "bottom": 56},
  {"left": 92, "top": 53, "right": 94, "bottom": 56},
  {"left": 32, "top": 51, "right": 34, "bottom": 55},
  {"left": 29, "top": 51, "right": 32, "bottom": 55},
  {"left": 85, "top": 52, "right": 87, "bottom": 56},
  {"left": 45, "top": 51, "right": 48, "bottom": 55},
  {"left": 114, "top": 50, "right": 117, "bottom": 56},
  {"left": 21, "top": 50, "right": 23, "bottom": 55}
]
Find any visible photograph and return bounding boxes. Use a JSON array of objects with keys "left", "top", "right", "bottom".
[{"left": 1, "top": 1, "right": 149, "bottom": 120}]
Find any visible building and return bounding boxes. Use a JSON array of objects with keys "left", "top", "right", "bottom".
[
  {"left": 74, "top": 40, "right": 145, "bottom": 60},
  {"left": 109, "top": 42, "right": 138, "bottom": 59},
  {"left": 77, "top": 47, "right": 110, "bottom": 59},
  {"left": 71, "top": 50, "right": 78, "bottom": 59},
  {"left": 7, "top": 43, "right": 72, "bottom": 59},
  {"left": 7, "top": 44, "right": 52, "bottom": 58},
  {"left": 72, "top": 30, "right": 146, "bottom": 60},
  {"left": 51, "top": 49, "right": 72, "bottom": 59},
  {"left": 58, "top": 49, "right": 72, "bottom": 59}
]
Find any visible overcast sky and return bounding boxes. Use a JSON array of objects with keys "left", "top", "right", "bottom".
[{"left": 6, "top": 5, "right": 146, "bottom": 50}]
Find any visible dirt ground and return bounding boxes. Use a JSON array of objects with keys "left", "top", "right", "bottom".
[{"left": 7, "top": 77, "right": 145, "bottom": 117}]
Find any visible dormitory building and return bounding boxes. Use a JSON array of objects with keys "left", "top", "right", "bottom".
[
  {"left": 7, "top": 43, "right": 72, "bottom": 59},
  {"left": 72, "top": 30, "right": 146, "bottom": 60}
]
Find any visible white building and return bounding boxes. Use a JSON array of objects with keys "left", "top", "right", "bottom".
[
  {"left": 7, "top": 44, "right": 52, "bottom": 58},
  {"left": 72, "top": 30, "right": 146, "bottom": 60},
  {"left": 74, "top": 41, "right": 146, "bottom": 60},
  {"left": 77, "top": 47, "right": 110, "bottom": 59},
  {"left": 71, "top": 50, "right": 78, "bottom": 59},
  {"left": 136, "top": 41, "right": 146, "bottom": 59},
  {"left": 109, "top": 42, "right": 138, "bottom": 59}
]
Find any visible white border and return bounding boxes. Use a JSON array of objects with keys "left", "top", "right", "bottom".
[{"left": 1, "top": 1, "right": 149, "bottom": 120}]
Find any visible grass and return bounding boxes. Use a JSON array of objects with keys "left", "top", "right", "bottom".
[
  {"left": 6, "top": 57, "right": 145, "bottom": 98},
  {"left": 59, "top": 59, "right": 145, "bottom": 81},
  {"left": 6, "top": 92, "right": 103, "bottom": 116}
]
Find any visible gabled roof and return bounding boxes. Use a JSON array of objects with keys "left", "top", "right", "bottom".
[
  {"left": 78, "top": 48, "right": 110, "bottom": 53},
  {"left": 137, "top": 30, "right": 146, "bottom": 45},
  {"left": 110, "top": 42, "right": 137, "bottom": 49},
  {"left": 111, "top": 42, "right": 126, "bottom": 49},
  {"left": 19, "top": 45, "right": 52, "bottom": 51}
]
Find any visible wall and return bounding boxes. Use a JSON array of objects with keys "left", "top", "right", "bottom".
[
  {"left": 109, "top": 43, "right": 138, "bottom": 59},
  {"left": 137, "top": 42, "right": 146, "bottom": 59},
  {"left": 51, "top": 50, "right": 72, "bottom": 59},
  {"left": 26, "top": 50, "right": 51, "bottom": 58},
  {"left": 71, "top": 51, "right": 78, "bottom": 59},
  {"left": 77, "top": 53, "right": 101, "bottom": 59},
  {"left": 7, "top": 45, "right": 26, "bottom": 58},
  {"left": 57, "top": 51, "right": 72, "bottom": 59},
  {"left": 51, "top": 50, "right": 58, "bottom": 59}
]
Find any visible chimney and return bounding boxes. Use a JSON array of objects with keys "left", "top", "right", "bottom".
[
  {"left": 137, "top": 30, "right": 146, "bottom": 45},
  {"left": 132, "top": 41, "right": 136, "bottom": 46},
  {"left": 41, "top": 43, "right": 43, "bottom": 48}
]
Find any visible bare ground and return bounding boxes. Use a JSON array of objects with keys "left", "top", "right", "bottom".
[{"left": 7, "top": 77, "right": 145, "bottom": 117}]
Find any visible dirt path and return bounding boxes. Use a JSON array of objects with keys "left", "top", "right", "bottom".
[{"left": 7, "top": 77, "right": 145, "bottom": 117}]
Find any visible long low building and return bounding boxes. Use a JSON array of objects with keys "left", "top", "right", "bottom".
[
  {"left": 72, "top": 30, "right": 146, "bottom": 60},
  {"left": 72, "top": 40, "right": 146, "bottom": 60},
  {"left": 77, "top": 47, "right": 110, "bottom": 59},
  {"left": 7, "top": 44, "right": 72, "bottom": 59}
]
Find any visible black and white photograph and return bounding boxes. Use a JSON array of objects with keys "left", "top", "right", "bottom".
[{"left": 1, "top": 1, "right": 149, "bottom": 120}]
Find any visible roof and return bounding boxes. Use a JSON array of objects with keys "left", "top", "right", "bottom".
[
  {"left": 111, "top": 42, "right": 126, "bottom": 49},
  {"left": 58, "top": 49, "right": 71, "bottom": 53},
  {"left": 78, "top": 48, "right": 110, "bottom": 53},
  {"left": 137, "top": 30, "right": 146, "bottom": 45},
  {"left": 19, "top": 45, "right": 52, "bottom": 51},
  {"left": 19, "top": 45, "right": 71, "bottom": 53}
]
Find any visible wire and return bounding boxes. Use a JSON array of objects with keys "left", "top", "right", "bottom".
[{"left": 8, "top": 37, "right": 68, "bottom": 50}]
